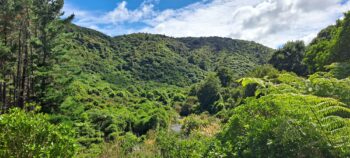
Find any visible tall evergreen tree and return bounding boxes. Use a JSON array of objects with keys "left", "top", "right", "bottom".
[{"left": 0, "top": 0, "right": 73, "bottom": 111}]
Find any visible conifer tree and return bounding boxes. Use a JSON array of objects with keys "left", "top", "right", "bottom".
[{"left": 0, "top": 0, "right": 72, "bottom": 110}]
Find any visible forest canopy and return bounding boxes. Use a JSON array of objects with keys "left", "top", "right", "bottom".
[{"left": 0, "top": 0, "right": 350, "bottom": 157}]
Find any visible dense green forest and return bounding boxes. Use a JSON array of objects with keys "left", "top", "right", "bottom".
[{"left": 0, "top": 0, "right": 350, "bottom": 157}]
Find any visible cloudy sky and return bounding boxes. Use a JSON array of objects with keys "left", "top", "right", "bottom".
[{"left": 63, "top": 0, "right": 350, "bottom": 48}]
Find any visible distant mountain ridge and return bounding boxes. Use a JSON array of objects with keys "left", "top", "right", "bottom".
[{"left": 64, "top": 24, "right": 274, "bottom": 86}]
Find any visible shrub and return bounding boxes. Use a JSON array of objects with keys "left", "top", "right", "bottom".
[
  {"left": 0, "top": 108, "right": 77, "bottom": 157},
  {"left": 156, "top": 131, "right": 211, "bottom": 158}
]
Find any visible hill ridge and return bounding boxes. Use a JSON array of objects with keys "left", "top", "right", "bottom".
[{"left": 65, "top": 24, "right": 274, "bottom": 86}]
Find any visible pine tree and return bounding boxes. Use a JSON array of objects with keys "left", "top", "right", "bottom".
[{"left": 0, "top": 0, "right": 72, "bottom": 111}]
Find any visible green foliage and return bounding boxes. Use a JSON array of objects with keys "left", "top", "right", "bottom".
[
  {"left": 276, "top": 73, "right": 310, "bottom": 93},
  {"left": 237, "top": 77, "right": 268, "bottom": 97},
  {"left": 182, "top": 114, "right": 211, "bottom": 135},
  {"left": 45, "top": 68, "right": 178, "bottom": 152},
  {"left": 0, "top": 18, "right": 271, "bottom": 155},
  {"left": 303, "top": 12, "right": 350, "bottom": 72},
  {"left": 210, "top": 94, "right": 350, "bottom": 158},
  {"left": 216, "top": 67, "right": 236, "bottom": 87},
  {"left": 238, "top": 77, "right": 266, "bottom": 88},
  {"left": 180, "top": 96, "right": 199, "bottom": 116},
  {"left": 269, "top": 41, "right": 308, "bottom": 75},
  {"left": 66, "top": 29, "right": 273, "bottom": 87},
  {"left": 132, "top": 102, "right": 171, "bottom": 135},
  {"left": 0, "top": 41, "right": 11, "bottom": 78},
  {"left": 156, "top": 131, "right": 211, "bottom": 158},
  {"left": 309, "top": 73, "right": 350, "bottom": 105},
  {"left": 2, "top": 1, "right": 350, "bottom": 157},
  {"left": 325, "top": 62, "right": 350, "bottom": 79},
  {"left": 0, "top": 108, "right": 77, "bottom": 157},
  {"left": 207, "top": 70, "right": 350, "bottom": 157},
  {"left": 117, "top": 132, "right": 141, "bottom": 154},
  {"left": 247, "top": 64, "right": 279, "bottom": 79},
  {"left": 332, "top": 12, "right": 350, "bottom": 63},
  {"left": 197, "top": 73, "right": 221, "bottom": 113}
]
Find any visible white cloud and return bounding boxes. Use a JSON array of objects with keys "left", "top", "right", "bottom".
[
  {"left": 62, "top": 1, "right": 155, "bottom": 36},
  {"left": 63, "top": 0, "right": 350, "bottom": 48},
  {"left": 102, "top": 1, "right": 155, "bottom": 24}
]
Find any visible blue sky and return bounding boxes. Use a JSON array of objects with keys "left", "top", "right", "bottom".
[
  {"left": 65, "top": 0, "right": 202, "bottom": 11},
  {"left": 63, "top": 0, "right": 350, "bottom": 48}
]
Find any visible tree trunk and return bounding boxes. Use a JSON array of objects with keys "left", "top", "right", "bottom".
[
  {"left": 0, "top": 82, "right": 2, "bottom": 113},
  {"left": 19, "top": 8, "right": 30, "bottom": 109},
  {"left": 12, "top": 73, "right": 16, "bottom": 107},
  {"left": 27, "top": 45, "right": 33, "bottom": 101},
  {"left": 19, "top": 41, "right": 28, "bottom": 109},
  {"left": 3, "top": 24, "right": 7, "bottom": 45},
  {"left": 16, "top": 29, "right": 22, "bottom": 108},
  {"left": 2, "top": 82, "right": 6, "bottom": 113},
  {"left": 40, "top": 33, "right": 48, "bottom": 96}
]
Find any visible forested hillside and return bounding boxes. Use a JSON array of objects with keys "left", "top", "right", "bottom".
[
  {"left": 66, "top": 25, "right": 272, "bottom": 86},
  {"left": 1, "top": 0, "right": 350, "bottom": 158}
]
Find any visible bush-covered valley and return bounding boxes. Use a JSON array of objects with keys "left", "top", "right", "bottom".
[{"left": 1, "top": 0, "right": 350, "bottom": 157}]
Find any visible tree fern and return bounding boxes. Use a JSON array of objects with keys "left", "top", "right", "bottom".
[
  {"left": 215, "top": 76, "right": 350, "bottom": 157},
  {"left": 237, "top": 77, "right": 267, "bottom": 88}
]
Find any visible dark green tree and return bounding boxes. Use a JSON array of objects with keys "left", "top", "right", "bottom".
[
  {"left": 332, "top": 11, "right": 350, "bottom": 62},
  {"left": 197, "top": 73, "right": 221, "bottom": 113},
  {"left": 269, "top": 41, "right": 308, "bottom": 76},
  {"left": 0, "top": 0, "right": 73, "bottom": 110},
  {"left": 303, "top": 14, "right": 347, "bottom": 72},
  {"left": 216, "top": 67, "right": 235, "bottom": 87}
]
